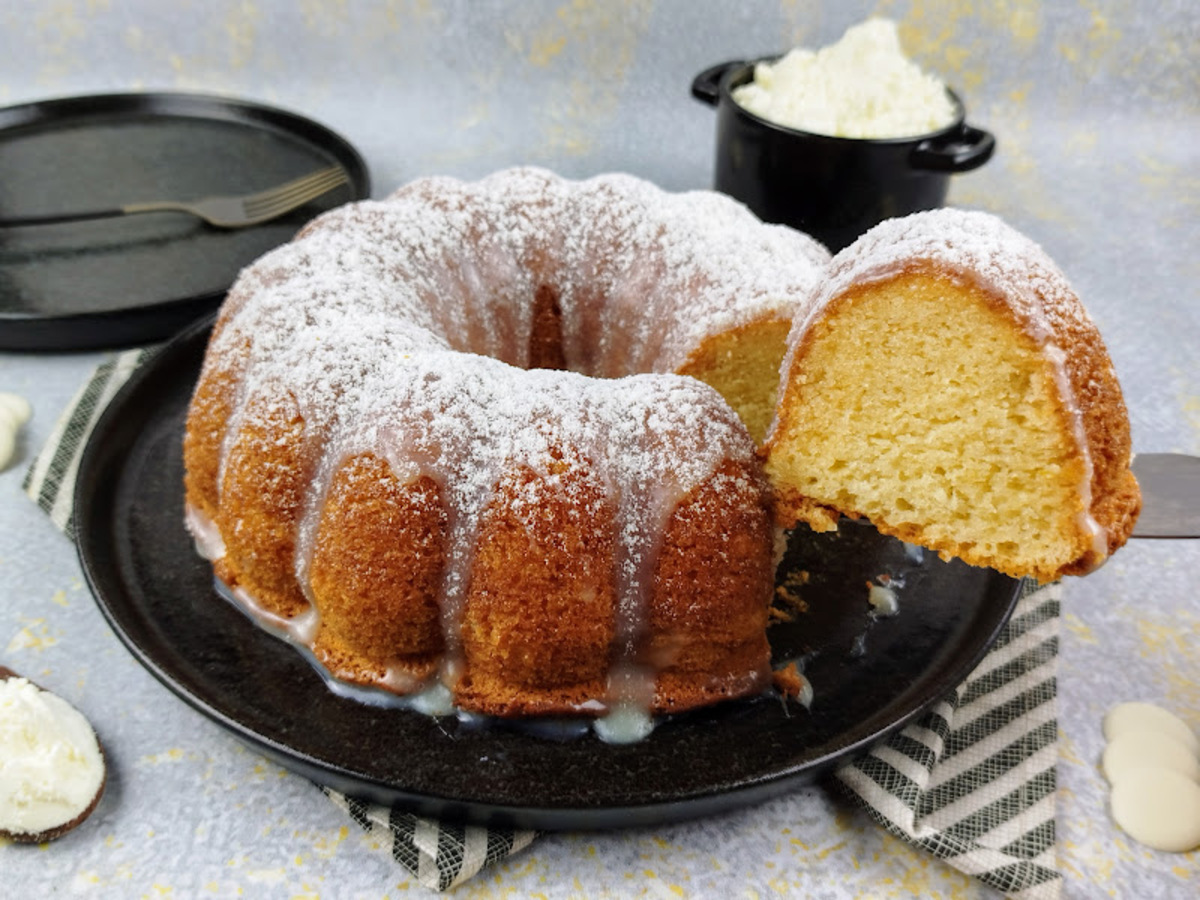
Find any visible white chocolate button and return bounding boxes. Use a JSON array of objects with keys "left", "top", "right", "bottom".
[
  {"left": 0, "top": 392, "right": 32, "bottom": 426},
  {"left": 1103, "top": 731, "right": 1200, "bottom": 785},
  {"left": 1110, "top": 768, "right": 1200, "bottom": 852},
  {"left": 0, "top": 427, "right": 14, "bottom": 472},
  {"left": 0, "top": 392, "right": 31, "bottom": 472},
  {"left": 1103, "top": 702, "right": 1200, "bottom": 756}
]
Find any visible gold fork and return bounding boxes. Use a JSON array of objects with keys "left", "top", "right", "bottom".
[{"left": 0, "top": 166, "right": 350, "bottom": 229}]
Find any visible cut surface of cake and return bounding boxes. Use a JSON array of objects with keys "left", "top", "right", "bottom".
[
  {"left": 182, "top": 167, "right": 830, "bottom": 731},
  {"left": 763, "top": 208, "right": 1141, "bottom": 582}
]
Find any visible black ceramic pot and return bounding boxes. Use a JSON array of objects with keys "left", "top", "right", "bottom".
[{"left": 692, "top": 58, "right": 995, "bottom": 252}]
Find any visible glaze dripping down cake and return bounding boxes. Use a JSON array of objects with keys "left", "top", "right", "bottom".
[
  {"left": 762, "top": 208, "right": 1141, "bottom": 582},
  {"left": 182, "top": 168, "right": 831, "bottom": 731},
  {"left": 184, "top": 169, "right": 1141, "bottom": 732}
]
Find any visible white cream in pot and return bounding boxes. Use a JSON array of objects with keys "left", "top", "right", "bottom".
[{"left": 733, "top": 19, "right": 957, "bottom": 139}]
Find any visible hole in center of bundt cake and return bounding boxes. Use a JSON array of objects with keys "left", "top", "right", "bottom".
[
  {"left": 183, "top": 169, "right": 841, "bottom": 735},
  {"left": 527, "top": 284, "right": 568, "bottom": 371},
  {"left": 520, "top": 282, "right": 790, "bottom": 446}
]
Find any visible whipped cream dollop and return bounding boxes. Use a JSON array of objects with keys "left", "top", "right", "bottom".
[
  {"left": 0, "top": 677, "right": 105, "bottom": 840},
  {"left": 732, "top": 18, "right": 957, "bottom": 139}
]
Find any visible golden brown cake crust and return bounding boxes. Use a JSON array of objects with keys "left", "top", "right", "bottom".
[
  {"left": 1036, "top": 280, "right": 1141, "bottom": 572},
  {"left": 308, "top": 457, "right": 447, "bottom": 687},
  {"left": 643, "top": 459, "right": 775, "bottom": 713},
  {"left": 454, "top": 456, "right": 620, "bottom": 716}
]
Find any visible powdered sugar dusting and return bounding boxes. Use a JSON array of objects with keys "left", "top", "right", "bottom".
[
  {"left": 799, "top": 207, "right": 1092, "bottom": 343},
  {"left": 193, "top": 167, "right": 814, "bottom": 714},
  {"left": 779, "top": 207, "right": 1101, "bottom": 420}
]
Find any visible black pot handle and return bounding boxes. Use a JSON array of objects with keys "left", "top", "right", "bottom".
[
  {"left": 910, "top": 123, "right": 996, "bottom": 173},
  {"left": 691, "top": 60, "right": 745, "bottom": 106}
]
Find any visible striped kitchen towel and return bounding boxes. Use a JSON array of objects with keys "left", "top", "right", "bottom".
[
  {"left": 22, "top": 349, "right": 148, "bottom": 539},
  {"left": 835, "top": 578, "right": 1062, "bottom": 899},
  {"left": 319, "top": 787, "right": 539, "bottom": 891},
  {"left": 25, "top": 347, "right": 1061, "bottom": 896}
]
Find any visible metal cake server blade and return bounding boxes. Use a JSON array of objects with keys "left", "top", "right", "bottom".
[{"left": 1130, "top": 453, "right": 1200, "bottom": 538}]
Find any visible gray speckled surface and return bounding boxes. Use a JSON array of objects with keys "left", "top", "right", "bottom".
[{"left": 1, "top": 1, "right": 1197, "bottom": 897}]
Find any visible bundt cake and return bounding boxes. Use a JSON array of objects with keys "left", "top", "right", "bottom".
[
  {"left": 762, "top": 208, "right": 1141, "bottom": 582},
  {"left": 182, "top": 167, "right": 831, "bottom": 731}
]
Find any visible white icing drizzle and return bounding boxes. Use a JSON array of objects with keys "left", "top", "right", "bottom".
[
  {"left": 867, "top": 582, "right": 900, "bottom": 617},
  {"left": 775, "top": 207, "right": 1109, "bottom": 551},
  {"left": 184, "top": 506, "right": 225, "bottom": 561},
  {"left": 1043, "top": 343, "right": 1107, "bottom": 556},
  {"left": 213, "top": 579, "right": 444, "bottom": 709},
  {"left": 193, "top": 168, "right": 829, "bottom": 727},
  {"left": 593, "top": 700, "right": 656, "bottom": 744},
  {"left": 229, "top": 582, "right": 320, "bottom": 646},
  {"left": 214, "top": 574, "right": 655, "bottom": 743}
]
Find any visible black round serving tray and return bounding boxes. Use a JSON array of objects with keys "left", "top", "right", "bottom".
[
  {"left": 0, "top": 92, "right": 369, "bottom": 350},
  {"left": 74, "top": 316, "right": 1021, "bottom": 830}
]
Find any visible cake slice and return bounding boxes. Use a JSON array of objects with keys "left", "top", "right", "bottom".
[{"left": 762, "top": 208, "right": 1141, "bottom": 582}]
